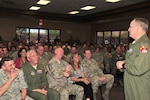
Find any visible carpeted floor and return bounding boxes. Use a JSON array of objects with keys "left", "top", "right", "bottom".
[
  {"left": 97, "top": 85, "right": 125, "bottom": 100},
  {"left": 69, "top": 85, "right": 125, "bottom": 100}
]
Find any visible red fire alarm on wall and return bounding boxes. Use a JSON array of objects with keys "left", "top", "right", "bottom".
[{"left": 39, "top": 19, "right": 43, "bottom": 26}]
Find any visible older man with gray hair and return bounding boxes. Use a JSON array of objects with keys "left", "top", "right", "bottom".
[{"left": 23, "top": 50, "right": 60, "bottom": 100}]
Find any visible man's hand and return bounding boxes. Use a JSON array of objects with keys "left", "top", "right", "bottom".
[
  {"left": 116, "top": 61, "right": 125, "bottom": 69},
  {"left": 99, "top": 76, "right": 106, "bottom": 82},
  {"left": 10, "top": 69, "right": 19, "bottom": 81},
  {"left": 40, "top": 88, "right": 47, "bottom": 95},
  {"left": 82, "top": 78, "right": 90, "bottom": 85},
  {"left": 63, "top": 71, "right": 70, "bottom": 77},
  {"left": 63, "top": 65, "right": 71, "bottom": 77},
  {"left": 32, "top": 88, "right": 47, "bottom": 95},
  {"left": 65, "top": 65, "right": 71, "bottom": 72}
]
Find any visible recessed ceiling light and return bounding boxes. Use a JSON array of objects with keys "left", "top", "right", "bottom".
[
  {"left": 37, "top": 0, "right": 51, "bottom": 5},
  {"left": 106, "top": 0, "right": 121, "bottom": 3},
  {"left": 29, "top": 6, "right": 40, "bottom": 10},
  {"left": 68, "top": 11, "right": 79, "bottom": 14},
  {"left": 80, "top": 6, "right": 96, "bottom": 10}
]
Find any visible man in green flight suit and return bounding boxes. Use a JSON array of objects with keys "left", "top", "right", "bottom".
[
  {"left": 117, "top": 18, "right": 150, "bottom": 100},
  {"left": 23, "top": 50, "right": 60, "bottom": 100}
]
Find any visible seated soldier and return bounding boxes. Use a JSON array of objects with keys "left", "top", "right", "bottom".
[
  {"left": 47, "top": 47, "right": 84, "bottom": 100},
  {"left": 0, "top": 57, "right": 27, "bottom": 100},
  {"left": 23, "top": 50, "right": 60, "bottom": 100},
  {"left": 81, "top": 49, "right": 114, "bottom": 100}
]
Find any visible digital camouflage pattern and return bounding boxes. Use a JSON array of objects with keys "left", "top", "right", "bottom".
[
  {"left": 47, "top": 57, "right": 84, "bottom": 100},
  {"left": 81, "top": 58, "right": 114, "bottom": 100}
]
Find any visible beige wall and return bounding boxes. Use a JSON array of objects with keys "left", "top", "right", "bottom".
[
  {"left": 1, "top": 16, "right": 150, "bottom": 44},
  {"left": 0, "top": 17, "right": 91, "bottom": 43},
  {"left": 91, "top": 17, "right": 150, "bottom": 43}
]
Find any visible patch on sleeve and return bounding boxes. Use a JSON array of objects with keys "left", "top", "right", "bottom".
[{"left": 139, "top": 45, "right": 148, "bottom": 53}]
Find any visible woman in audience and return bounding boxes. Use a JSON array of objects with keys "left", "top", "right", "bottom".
[
  {"left": 70, "top": 53, "right": 93, "bottom": 100},
  {"left": 15, "top": 48, "right": 27, "bottom": 69},
  {"left": 2, "top": 46, "right": 9, "bottom": 57}
]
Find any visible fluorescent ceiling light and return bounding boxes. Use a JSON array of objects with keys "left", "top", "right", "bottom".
[
  {"left": 29, "top": 6, "right": 40, "bottom": 10},
  {"left": 80, "top": 6, "right": 96, "bottom": 10},
  {"left": 68, "top": 11, "right": 79, "bottom": 14},
  {"left": 37, "top": 0, "right": 51, "bottom": 5},
  {"left": 106, "top": 0, "right": 121, "bottom": 3}
]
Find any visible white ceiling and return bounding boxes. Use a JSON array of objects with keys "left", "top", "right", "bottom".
[{"left": 0, "top": 0, "right": 148, "bottom": 16}]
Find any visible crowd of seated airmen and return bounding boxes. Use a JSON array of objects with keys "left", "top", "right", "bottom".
[{"left": 0, "top": 40, "right": 128, "bottom": 100}]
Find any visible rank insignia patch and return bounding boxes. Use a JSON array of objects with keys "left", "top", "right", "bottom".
[
  {"left": 139, "top": 45, "right": 148, "bottom": 53},
  {"left": 31, "top": 71, "right": 35, "bottom": 75}
]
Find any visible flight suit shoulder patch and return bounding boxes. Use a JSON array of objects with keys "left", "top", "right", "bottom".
[{"left": 139, "top": 45, "right": 148, "bottom": 53}]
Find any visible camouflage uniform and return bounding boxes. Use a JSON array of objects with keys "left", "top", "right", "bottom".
[
  {"left": 47, "top": 57, "right": 84, "bottom": 100},
  {"left": 44, "top": 51, "right": 53, "bottom": 60},
  {"left": 0, "top": 69, "right": 27, "bottom": 100},
  {"left": 92, "top": 52, "right": 104, "bottom": 71},
  {"left": 103, "top": 52, "right": 112, "bottom": 73},
  {"left": 38, "top": 54, "right": 50, "bottom": 71},
  {"left": 81, "top": 58, "right": 114, "bottom": 100},
  {"left": 64, "top": 53, "right": 73, "bottom": 63}
]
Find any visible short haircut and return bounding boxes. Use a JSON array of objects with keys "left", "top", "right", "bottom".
[
  {"left": 134, "top": 17, "right": 149, "bottom": 32},
  {"left": 26, "top": 49, "right": 36, "bottom": 58},
  {"left": 71, "top": 46, "right": 77, "bottom": 49},
  {"left": 83, "top": 48, "right": 91, "bottom": 54},
  {"left": 0, "top": 57, "right": 13, "bottom": 68}
]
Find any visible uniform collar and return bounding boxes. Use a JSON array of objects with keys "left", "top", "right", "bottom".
[{"left": 132, "top": 34, "right": 147, "bottom": 44}]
